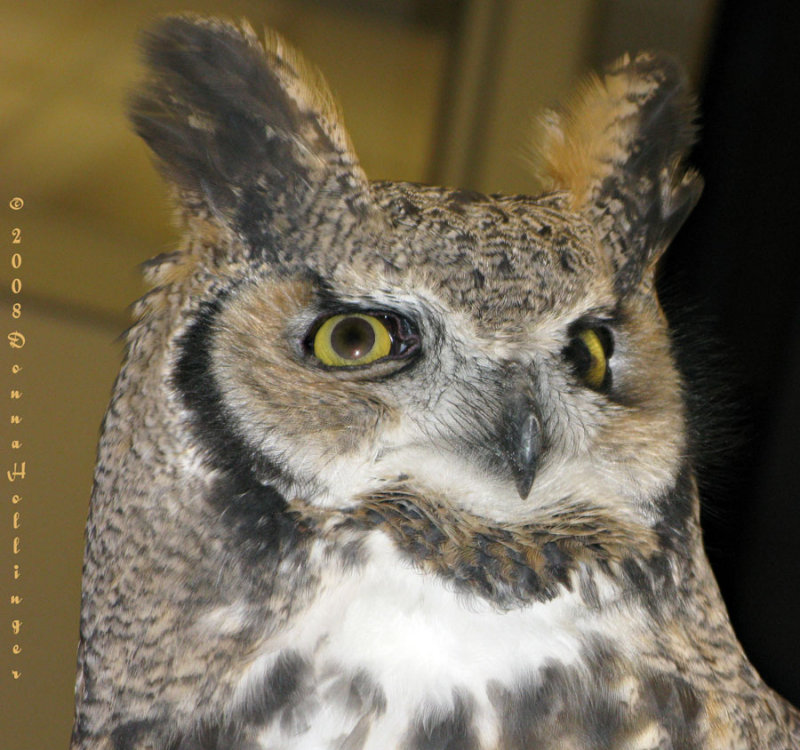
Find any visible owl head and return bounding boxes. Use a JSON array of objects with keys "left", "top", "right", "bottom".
[{"left": 128, "top": 15, "right": 701, "bottom": 536}]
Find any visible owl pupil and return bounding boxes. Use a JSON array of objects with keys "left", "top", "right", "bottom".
[{"left": 331, "top": 317, "right": 375, "bottom": 360}]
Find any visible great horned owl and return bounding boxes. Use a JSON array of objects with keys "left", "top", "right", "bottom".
[{"left": 71, "top": 15, "right": 800, "bottom": 750}]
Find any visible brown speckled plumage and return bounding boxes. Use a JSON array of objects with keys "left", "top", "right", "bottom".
[{"left": 72, "top": 14, "right": 799, "bottom": 750}]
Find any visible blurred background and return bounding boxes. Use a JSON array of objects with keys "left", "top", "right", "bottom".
[{"left": 1, "top": 1, "right": 798, "bottom": 747}]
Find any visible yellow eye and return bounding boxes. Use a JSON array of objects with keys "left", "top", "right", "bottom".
[
  {"left": 578, "top": 329, "right": 607, "bottom": 388},
  {"left": 565, "top": 327, "right": 612, "bottom": 390},
  {"left": 313, "top": 313, "right": 393, "bottom": 367}
]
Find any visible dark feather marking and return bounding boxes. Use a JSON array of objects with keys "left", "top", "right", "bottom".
[
  {"left": 169, "top": 663, "right": 385, "bottom": 750},
  {"left": 173, "top": 296, "right": 311, "bottom": 567},
  {"left": 641, "top": 672, "right": 704, "bottom": 746},
  {"left": 653, "top": 460, "right": 696, "bottom": 548},
  {"left": 593, "top": 54, "right": 703, "bottom": 292},
  {"left": 170, "top": 725, "right": 262, "bottom": 750},
  {"left": 129, "top": 16, "right": 366, "bottom": 261},
  {"left": 131, "top": 17, "right": 321, "bottom": 214},
  {"left": 578, "top": 564, "right": 602, "bottom": 608},
  {"left": 110, "top": 719, "right": 167, "bottom": 750},
  {"left": 405, "top": 692, "right": 479, "bottom": 750},
  {"left": 490, "top": 639, "right": 705, "bottom": 749},
  {"left": 170, "top": 651, "right": 310, "bottom": 750},
  {"left": 173, "top": 295, "right": 251, "bottom": 477},
  {"left": 345, "top": 670, "right": 387, "bottom": 717},
  {"left": 295, "top": 490, "right": 664, "bottom": 609},
  {"left": 239, "top": 650, "right": 310, "bottom": 726},
  {"left": 291, "top": 462, "right": 696, "bottom": 610},
  {"left": 170, "top": 724, "right": 239, "bottom": 750},
  {"left": 621, "top": 557, "right": 652, "bottom": 601}
]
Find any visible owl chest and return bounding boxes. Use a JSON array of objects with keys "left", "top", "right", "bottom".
[{"left": 229, "top": 532, "right": 610, "bottom": 750}]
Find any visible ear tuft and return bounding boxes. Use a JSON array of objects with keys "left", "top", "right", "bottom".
[
  {"left": 129, "top": 15, "right": 365, "bottom": 234},
  {"left": 537, "top": 52, "right": 703, "bottom": 289}
]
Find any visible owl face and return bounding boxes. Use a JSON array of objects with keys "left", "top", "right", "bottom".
[{"left": 179, "top": 176, "right": 685, "bottom": 528}]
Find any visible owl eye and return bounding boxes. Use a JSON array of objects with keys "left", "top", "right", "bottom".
[
  {"left": 310, "top": 313, "right": 419, "bottom": 368},
  {"left": 565, "top": 326, "right": 613, "bottom": 390}
]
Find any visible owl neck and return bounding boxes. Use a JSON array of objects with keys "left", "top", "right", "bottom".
[{"left": 288, "top": 461, "right": 705, "bottom": 614}]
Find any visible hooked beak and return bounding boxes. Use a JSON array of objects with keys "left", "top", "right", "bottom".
[{"left": 501, "top": 392, "right": 541, "bottom": 500}]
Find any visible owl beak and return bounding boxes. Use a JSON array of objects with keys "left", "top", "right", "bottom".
[{"left": 502, "top": 392, "right": 541, "bottom": 500}]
